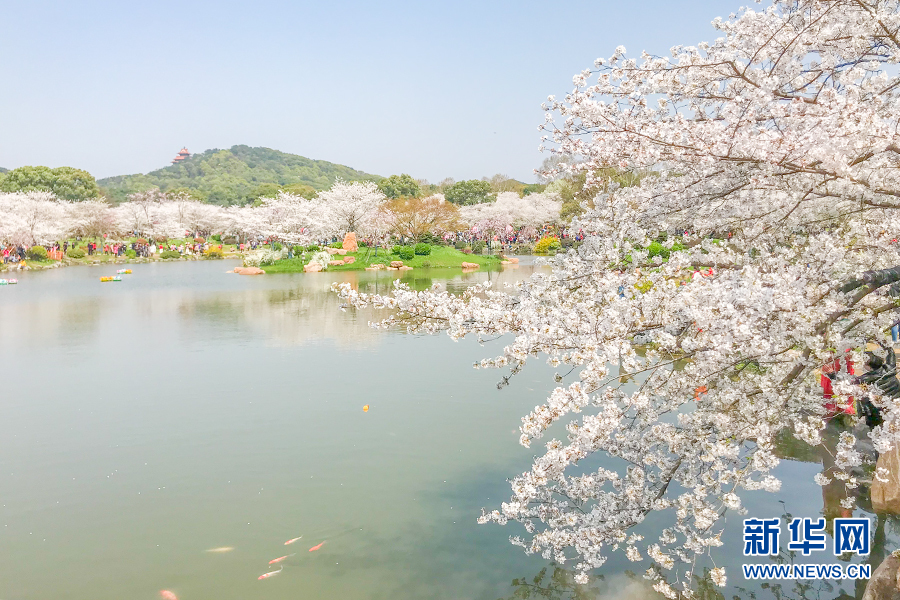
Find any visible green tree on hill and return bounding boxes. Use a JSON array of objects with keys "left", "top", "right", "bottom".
[
  {"left": 444, "top": 179, "right": 494, "bottom": 205},
  {"left": 0, "top": 165, "right": 101, "bottom": 201},
  {"left": 377, "top": 173, "right": 421, "bottom": 198},
  {"left": 245, "top": 182, "right": 281, "bottom": 202},
  {"left": 281, "top": 182, "right": 317, "bottom": 198}
]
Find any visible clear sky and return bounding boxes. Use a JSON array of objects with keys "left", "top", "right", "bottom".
[{"left": 1, "top": 0, "right": 737, "bottom": 183}]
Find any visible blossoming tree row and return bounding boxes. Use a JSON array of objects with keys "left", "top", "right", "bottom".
[{"left": 0, "top": 181, "right": 563, "bottom": 247}]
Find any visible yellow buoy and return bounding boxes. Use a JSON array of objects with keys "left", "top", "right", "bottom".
[{"left": 363, "top": 405, "right": 369, "bottom": 412}]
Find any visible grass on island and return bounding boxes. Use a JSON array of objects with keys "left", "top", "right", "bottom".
[{"left": 260, "top": 245, "right": 502, "bottom": 273}]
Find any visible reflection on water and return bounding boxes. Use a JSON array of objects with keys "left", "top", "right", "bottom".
[
  {"left": 0, "top": 260, "right": 893, "bottom": 600},
  {"left": 0, "top": 262, "right": 535, "bottom": 350}
]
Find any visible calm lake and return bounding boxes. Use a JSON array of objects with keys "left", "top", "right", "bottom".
[{"left": 0, "top": 260, "right": 889, "bottom": 600}]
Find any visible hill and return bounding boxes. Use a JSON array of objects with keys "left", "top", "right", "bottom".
[{"left": 98, "top": 145, "right": 382, "bottom": 205}]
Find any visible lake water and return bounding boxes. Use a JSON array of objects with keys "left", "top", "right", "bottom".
[{"left": 0, "top": 260, "right": 892, "bottom": 600}]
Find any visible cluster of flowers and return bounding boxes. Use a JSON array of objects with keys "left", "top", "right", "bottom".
[{"left": 338, "top": 0, "right": 900, "bottom": 593}]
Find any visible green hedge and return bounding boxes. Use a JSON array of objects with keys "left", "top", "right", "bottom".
[
  {"left": 394, "top": 246, "right": 414, "bottom": 260},
  {"left": 26, "top": 246, "right": 48, "bottom": 260}
]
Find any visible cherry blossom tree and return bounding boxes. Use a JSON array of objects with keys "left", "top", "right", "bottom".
[
  {"left": 0, "top": 191, "right": 67, "bottom": 245},
  {"left": 338, "top": 0, "right": 900, "bottom": 594},
  {"left": 0, "top": 193, "right": 30, "bottom": 244},
  {"left": 67, "top": 199, "right": 117, "bottom": 239},
  {"left": 230, "top": 192, "right": 328, "bottom": 245},
  {"left": 459, "top": 192, "right": 562, "bottom": 234},
  {"left": 315, "top": 179, "right": 386, "bottom": 237}
]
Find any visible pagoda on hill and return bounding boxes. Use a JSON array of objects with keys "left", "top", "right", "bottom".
[{"left": 171, "top": 147, "right": 190, "bottom": 164}]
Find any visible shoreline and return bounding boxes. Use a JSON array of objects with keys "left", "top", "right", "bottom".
[
  {"left": 0, "top": 253, "right": 243, "bottom": 272},
  {"left": 2, "top": 245, "right": 527, "bottom": 274}
]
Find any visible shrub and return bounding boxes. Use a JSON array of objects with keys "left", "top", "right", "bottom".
[
  {"left": 462, "top": 247, "right": 473, "bottom": 254},
  {"left": 272, "top": 242, "right": 283, "bottom": 251},
  {"left": 414, "top": 243, "right": 432, "bottom": 256},
  {"left": 358, "top": 240, "right": 368, "bottom": 247},
  {"left": 644, "top": 240, "right": 685, "bottom": 262},
  {"left": 210, "top": 234, "right": 221, "bottom": 242},
  {"left": 397, "top": 246, "right": 415, "bottom": 260},
  {"left": 330, "top": 241, "right": 344, "bottom": 248},
  {"left": 304, "top": 250, "right": 332, "bottom": 270},
  {"left": 222, "top": 236, "right": 238, "bottom": 245},
  {"left": 306, "top": 244, "right": 320, "bottom": 252},
  {"left": 419, "top": 232, "right": 440, "bottom": 245},
  {"left": 66, "top": 248, "right": 86, "bottom": 259},
  {"left": 204, "top": 247, "right": 225, "bottom": 259},
  {"left": 454, "top": 241, "right": 466, "bottom": 250},
  {"left": 125, "top": 249, "right": 137, "bottom": 258},
  {"left": 472, "top": 241, "right": 485, "bottom": 254},
  {"left": 421, "top": 260, "right": 433, "bottom": 268},
  {"left": 160, "top": 250, "right": 181, "bottom": 259},
  {"left": 533, "top": 236, "right": 561, "bottom": 254},
  {"left": 634, "top": 279, "right": 654, "bottom": 293},
  {"left": 26, "top": 246, "right": 48, "bottom": 260}
]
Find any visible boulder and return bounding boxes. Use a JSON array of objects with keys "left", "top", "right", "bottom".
[
  {"left": 399, "top": 265, "right": 413, "bottom": 270},
  {"left": 234, "top": 266, "right": 265, "bottom": 275},
  {"left": 328, "top": 260, "right": 345, "bottom": 266},
  {"left": 387, "top": 267, "right": 398, "bottom": 271},
  {"left": 863, "top": 552, "right": 900, "bottom": 600},
  {"left": 501, "top": 260, "right": 510, "bottom": 265},
  {"left": 343, "top": 256, "right": 356, "bottom": 264},
  {"left": 373, "top": 263, "right": 386, "bottom": 270},
  {"left": 342, "top": 232, "right": 358, "bottom": 253},
  {"left": 390, "top": 261, "right": 404, "bottom": 268},
  {"left": 873, "top": 447, "right": 900, "bottom": 513},
  {"left": 461, "top": 262, "right": 480, "bottom": 269},
  {"left": 507, "top": 257, "right": 519, "bottom": 264},
  {"left": 365, "top": 267, "right": 379, "bottom": 271},
  {"left": 304, "top": 263, "right": 323, "bottom": 273},
  {"left": 336, "top": 248, "right": 347, "bottom": 256},
  {"left": 326, "top": 247, "right": 340, "bottom": 255}
]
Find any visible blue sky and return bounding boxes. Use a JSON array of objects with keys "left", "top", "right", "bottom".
[{"left": 1, "top": 0, "right": 737, "bottom": 183}]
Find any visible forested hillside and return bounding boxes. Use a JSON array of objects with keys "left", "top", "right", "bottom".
[{"left": 98, "top": 145, "right": 382, "bottom": 205}]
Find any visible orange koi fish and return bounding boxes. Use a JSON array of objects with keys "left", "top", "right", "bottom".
[
  {"left": 363, "top": 405, "right": 369, "bottom": 412},
  {"left": 309, "top": 541, "right": 325, "bottom": 552},
  {"left": 269, "top": 554, "right": 294, "bottom": 564},
  {"left": 160, "top": 591, "right": 178, "bottom": 600},
  {"left": 284, "top": 536, "right": 302, "bottom": 545},
  {"left": 258, "top": 566, "right": 283, "bottom": 580}
]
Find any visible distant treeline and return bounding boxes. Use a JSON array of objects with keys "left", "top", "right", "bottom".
[{"left": 2, "top": 146, "right": 618, "bottom": 219}]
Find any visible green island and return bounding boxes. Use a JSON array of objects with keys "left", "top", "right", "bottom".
[{"left": 258, "top": 245, "right": 502, "bottom": 273}]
